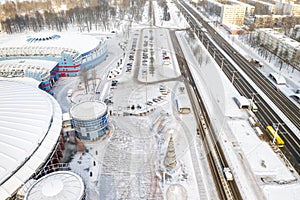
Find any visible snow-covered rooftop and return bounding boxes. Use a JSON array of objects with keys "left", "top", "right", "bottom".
[
  {"left": 24, "top": 171, "right": 85, "bottom": 200},
  {"left": 0, "top": 79, "right": 62, "bottom": 199},
  {"left": 0, "top": 59, "right": 58, "bottom": 71},
  {"left": 70, "top": 101, "right": 107, "bottom": 120},
  {"left": 258, "top": 28, "right": 300, "bottom": 50},
  {"left": 0, "top": 32, "right": 102, "bottom": 54},
  {"left": 249, "top": 0, "right": 274, "bottom": 7},
  {"left": 229, "top": 0, "right": 255, "bottom": 8}
]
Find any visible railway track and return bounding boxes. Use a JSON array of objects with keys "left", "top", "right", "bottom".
[
  {"left": 177, "top": 0, "right": 300, "bottom": 173},
  {"left": 170, "top": 30, "right": 243, "bottom": 200}
]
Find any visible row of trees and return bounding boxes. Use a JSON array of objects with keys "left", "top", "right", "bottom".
[
  {"left": 241, "top": 32, "right": 299, "bottom": 72},
  {"left": 0, "top": 0, "right": 123, "bottom": 17},
  {"left": 186, "top": 29, "right": 209, "bottom": 68},
  {"left": 254, "top": 15, "right": 300, "bottom": 36},
  {"left": 0, "top": 0, "right": 147, "bottom": 34}
]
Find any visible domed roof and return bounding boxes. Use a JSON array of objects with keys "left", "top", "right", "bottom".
[
  {"left": 70, "top": 101, "right": 107, "bottom": 120},
  {"left": 166, "top": 184, "right": 188, "bottom": 200},
  {"left": 25, "top": 171, "right": 84, "bottom": 200},
  {"left": 0, "top": 80, "right": 62, "bottom": 199}
]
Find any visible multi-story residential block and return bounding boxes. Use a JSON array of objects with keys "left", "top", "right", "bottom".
[
  {"left": 202, "top": 0, "right": 246, "bottom": 26},
  {"left": 245, "top": 0, "right": 275, "bottom": 14},
  {"left": 275, "top": 0, "right": 300, "bottom": 15},
  {"left": 254, "top": 15, "right": 285, "bottom": 28},
  {"left": 231, "top": 0, "right": 255, "bottom": 16},
  {"left": 253, "top": 14, "right": 300, "bottom": 28},
  {"left": 290, "top": 24, "right": 300, "bottom": 40},
  {"left": 257, "top": 28, "right": 300, "bottom": 69},
  {"left": 221, "top": 4, "right": 247, "bottom": 25}
]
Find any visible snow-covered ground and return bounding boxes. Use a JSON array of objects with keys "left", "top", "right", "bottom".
[
  {"left": 63, "top": 1, "right": 216, "bottom": 200},
  {"left": 182, "top": 2, "right": 300, "bottom": 200},
  {"left": 6, "top": 0, "right": 298, "bottom": 199},
  {"left": 60, "top": 1, "right": 300, "bottom": 199}
]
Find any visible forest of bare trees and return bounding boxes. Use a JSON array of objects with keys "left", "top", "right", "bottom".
[{"left": 0, "top": 0, "right": 147, "bottom": 34}]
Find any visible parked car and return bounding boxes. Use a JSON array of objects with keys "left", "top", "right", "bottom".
[
  {"left": 152, "top": 98, "right": 159, "bottom": 102},
  {"left": 147, "top": 101, "right": 153, "bottom": 106},
  {"left": 158, "top": 96, "right": 164, "bottom": 100}
]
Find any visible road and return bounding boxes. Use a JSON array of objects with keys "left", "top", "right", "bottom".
[{"left": 178, "top": 0, "right": 300, "bottom": 174}]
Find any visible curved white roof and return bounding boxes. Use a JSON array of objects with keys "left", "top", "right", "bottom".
[
  {"left": 166, "top": 184, "right": 188, "bottom": 200},
  {"left": 0, "top": 32, "right": 102, "bottom": 55},
  {"left": 0, "top": 80, "right": 62, "bottom": 199},
  {"left": 0, "top": 59, "right": 58, "bottom": 71},
  {"left": 25, "top": 171, "right": 84, "bottom": 200},
  {"left": 0, "top": 59, "right": 57, "bottom": 80},
  {"left": 70, "top": 101, "right": 107, "bottom": 120}
]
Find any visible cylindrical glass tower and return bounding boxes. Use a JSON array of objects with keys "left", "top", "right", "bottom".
[{"left": 70, "top": 101, "right": 108, "bottom": 140}]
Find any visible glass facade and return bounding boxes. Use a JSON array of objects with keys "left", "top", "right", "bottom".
[{"left": 73, "top": 112, "right": 108, "bottom": 140}]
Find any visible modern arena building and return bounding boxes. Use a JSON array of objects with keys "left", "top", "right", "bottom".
[
  {"left": 0, "top": 32, "right": 108, "bottom": 199},
  {"left": 0, "top": 79, "right": 63, "bottom": 200},
  {"left": 0, "top": 32, "right": 107, "bottom": 94}
]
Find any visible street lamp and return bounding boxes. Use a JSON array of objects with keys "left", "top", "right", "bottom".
[
  {"left": 231, "top": 70, "right": 238, "bottom": 84},
  {"left": 221, "top": 58, "right": 225, "bottom": 70}
]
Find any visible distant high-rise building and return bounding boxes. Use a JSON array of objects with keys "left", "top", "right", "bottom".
[
  {"left": 201, "top": 0, "right": 247, "bottom": 26},
  {"left": 275, "top": 0, "right": 300, "bottom": 15},
  {"left": 245, "top": 0, "right": 275, "bottom": 14},
  {"left": 221, "top": 4, "right": 246, "bottom": 26}
]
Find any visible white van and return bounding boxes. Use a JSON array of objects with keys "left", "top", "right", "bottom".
[
  {"left": 223, "top": 167, "right": 233, "bottom": 181},
  {"left": 67, "top": 89, "right": 73, "bottom": 97}
]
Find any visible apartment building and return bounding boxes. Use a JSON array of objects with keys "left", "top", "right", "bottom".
[
  {"left": 257, "top": 28, "right": 300, "bottom": 68},
  {"left": 275, "top": 0, "right": 300, "bottom": 15},
  {"left": 231, "top": 0, "right": 255, "bottom": 16},
  {"left": 203, "top": 0, "right": 246, "bottom": 26},
  {"left": 254, "top": 14, "right": 300, "bottom": 28},
  {"left": 221, "top": 4, "right": 247, "bottom": 25},
  {"left": 291, "top": 24, "right": 300, "bottom": 40},
  {"left": 245, "top": 0, "right": 275, "bottom": 14},
  {"left": 254, "top": 15, "right": 285, "bottom": 28}
]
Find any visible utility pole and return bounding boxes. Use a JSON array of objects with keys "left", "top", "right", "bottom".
[
  {"left": 272, "top": 122, "right": 284, "bottom": 144},
  {"left": 221, "top": 58, "right": 225, "bottom": 70},
  {"left": 249, "top": 92, "right": 257, "bottom": 111},
  {"left": 145, "top": 47, "right": 148, "bottom": 112},
  {"left": 231, "top": 70, "right": 238, "bottom": 84}
]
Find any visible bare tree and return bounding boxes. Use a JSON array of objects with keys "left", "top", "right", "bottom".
[
  {"left": 80, "top": 67, "right": 89, "bottom": 94},
  {"left": 194, "top": 46, "right": 203, "bottom": 67},
  {"left": 91, "top": 67, "right": 97, "bottom": 92},
  {"left": 205, "top": 55, "right": 209, "bottom": 65},
  {"left": 283, "top": 16, "right": 296, "bottom": 35}
]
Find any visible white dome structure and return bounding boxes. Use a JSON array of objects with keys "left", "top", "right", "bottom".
[
  {"left": 0, "top": 79, "right": 62, "bottom": 199},
  {"left": 166, "top": 184, "right": 188, "bottom": 200},
  {"left": 25, "top": 171, "right": 85, "bottom": 200}
]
